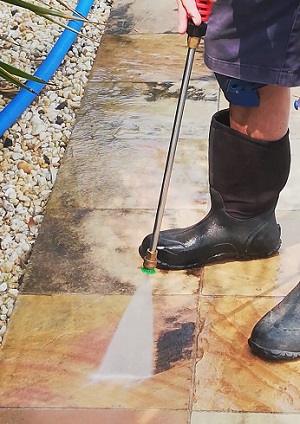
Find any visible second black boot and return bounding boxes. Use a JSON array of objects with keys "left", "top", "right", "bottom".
[
  {"left": 139, "top": 109, "right": 291, "bottom": 270},
  {"left": 248, "top": 282, "right": 300, "bottom": 360}
]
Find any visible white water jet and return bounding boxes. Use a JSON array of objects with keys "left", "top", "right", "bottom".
[{"left": 90, "top": 275, "right": 154, "bottom": 384}]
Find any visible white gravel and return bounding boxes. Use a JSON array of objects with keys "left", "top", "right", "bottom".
[{"left": 0, "top": 0, "right": 112, "bottom": 344}]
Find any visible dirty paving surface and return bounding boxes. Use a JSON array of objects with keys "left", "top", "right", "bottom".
[{"left": 2, "top": 0, "right": 300, "bottom": 422}]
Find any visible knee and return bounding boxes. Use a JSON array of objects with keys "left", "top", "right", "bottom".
[{"left": 229, "top": 86, "right": 291, "bottom": 141}]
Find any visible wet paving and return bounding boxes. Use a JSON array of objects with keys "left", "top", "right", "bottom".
[{"left": 2, "top": 0, "right": 300, "bottom": 422}]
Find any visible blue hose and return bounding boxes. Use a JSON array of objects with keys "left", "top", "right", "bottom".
[{"left": 0, "top": 0, "right": 95, "bottom": 137}]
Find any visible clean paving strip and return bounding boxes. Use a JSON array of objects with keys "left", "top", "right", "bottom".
[
  {"left": 0, "top": 0, "right": 111, "bottom": 344},
  {"left": 191, "top": 412, "right": 300, "bottom": 424}
]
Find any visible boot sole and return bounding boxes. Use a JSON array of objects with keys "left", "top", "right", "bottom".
[
  {"left": 153, "top": 242, "right": 281, "bottom": 271},
  {"left": 248, "top": 338, "right": 300, "bottom": 361}
]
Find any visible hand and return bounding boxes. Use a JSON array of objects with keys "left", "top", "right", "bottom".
[{"left": 176, "top": 0, "right": 216, "bottom": 34}]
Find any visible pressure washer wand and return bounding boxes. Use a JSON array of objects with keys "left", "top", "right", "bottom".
[{"left": 142, "top": 1, "right": 212, "bottom": 272}]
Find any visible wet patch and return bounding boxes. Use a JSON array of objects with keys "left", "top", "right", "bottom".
[
  {"left": 144, "top": 82, "right": 215, "bottom": 102},
  {"left": 104, "top": 276, "right": 136, "bottom": 295},
  {"left": 21, "top": 209, "right": 94, "bottom": 294},
  {"left": 165, "top": 316, "right": 179, "bottom": 324},
  {"left": 155, "top": 322, "right": 195, "bottom": 373},
  {"left": 106, "top": 4, "right": 134, "bottom": 34},
  {"left": 22, "top": 222, "right": 137, "bottom": 295},
  {"left": 115, "top": 247, "right": 128, "bottom": 254},
  {"left": 21, "top": 206, "right": 138, "bottom": 295},
  {"left": 186, "top": 268, "right": 203, "bottom": 278}
]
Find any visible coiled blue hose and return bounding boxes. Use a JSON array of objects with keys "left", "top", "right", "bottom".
[{"left": 0, "top": 0, "right": 95, "bottom": 136}]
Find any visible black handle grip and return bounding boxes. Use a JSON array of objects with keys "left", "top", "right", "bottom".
[{"left": 187, "top": 19, "right": 207, "bottom": 38}]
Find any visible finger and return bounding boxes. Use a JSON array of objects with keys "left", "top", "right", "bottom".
[
  {"left": 177, "top": 0, "right": 189, "bottom": 33},
  {"left": 182, "top": 0, "right": 202, "bottom": 25},
  {"left": 176, "top": 0, "right": 202, "bottom": 33}
]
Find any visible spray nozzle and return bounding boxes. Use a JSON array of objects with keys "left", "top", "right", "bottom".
[{"left": 141, "top": 249, "right": 157, "bottom": 274}]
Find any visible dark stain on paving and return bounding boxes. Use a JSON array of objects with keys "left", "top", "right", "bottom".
[
  {"left": 155, "top": 322, "right": 195, "bottom": 373},
  {"left": 21, "top": 207, "right": 137, "bottom": 295},
  {"left": 186, "top": 267, "right": 203, "bottom": 278},
  {"left": 21, "top": 209, "right": 94, "bottom": 294},
  {"left": 165, "top": 316, "right": 179, "bottom": 324},
  {"left": 21, "top": 209, "right": 135, "bottom": 295},
  {"left": 104, "top": 276, "right": 136, "bottom": 295},
  {"left": 115, "top": 247, "right": 128, "bottom": 254},
  {"left": 144, "top": 82, "right": 211, "bottom": 102},
  {"left": 106, "top": 4, "right": 134, "bottom": 34}
]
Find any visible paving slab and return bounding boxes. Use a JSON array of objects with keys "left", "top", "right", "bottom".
[
  {"left": 90, "top": 34, "right": 211, "bottom": 83},
  {"left": 194, "top": 296, "right": 300, "bottom": 413},
  {"left": 46, "top": 80, "right": 216, "bottom": 211},
  {"left": 0, "top": 408, "right": 188, "bottom": 424},
  {"left": 0, "top": 294, "right": 197, "bottom": 409},
  {"left": 21, "top": 208, "right": 204, "bottom": 295},
  {"left": 203, "top": 210, "right": 300, "bottom": 297},
  {"left": 21, "top": 207, "right": 300, "bottom": 298},
  {"left": 0, "top": 409, "right": 189, "bottom": 424},
  {"left": 191, "top": 412, "right": 300, "bottom": 424},
  {"left": 45, "top": 34, "right": 216, "bottom": 211},
  {"left": 105, "top": 0, "right": 178, "bottom": 34}
]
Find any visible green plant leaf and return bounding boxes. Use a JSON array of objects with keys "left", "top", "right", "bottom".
[
  {"left": 0, "top": 60, "right": 47, "bottom": 83},
  {"left": 0, "top": 67, "right": 35, "bottom": 92},
  {"left": 0, "top": 33, "right": 20, "bottom": 46},
  {"left": 35, "top": 0, "right": 90, "bottom": 22},
  {"left": 1, "top": 0, "right": 86, "bottom": 21},
  {"left": 54, "top": 0, "right": 100, "bottom": 27},
  {"left": 43, "top": 14, "right": 94, "bottom": 40}
]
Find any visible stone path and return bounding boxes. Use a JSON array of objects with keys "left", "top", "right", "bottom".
[{"left": 1, "top": 0, "right": 300, "bottom": 422}]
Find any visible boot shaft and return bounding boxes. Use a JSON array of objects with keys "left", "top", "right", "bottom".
[{"left": 209, "top": 109, "right": 291, "bottom": 219}]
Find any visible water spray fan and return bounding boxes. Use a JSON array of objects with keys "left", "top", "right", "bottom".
[{"left": 141, "top": 0, "right": 212, "bottom": 274}]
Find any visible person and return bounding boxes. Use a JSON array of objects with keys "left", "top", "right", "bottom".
[{"left": 139, "top": 0, "right": 300, "bottom": 360}]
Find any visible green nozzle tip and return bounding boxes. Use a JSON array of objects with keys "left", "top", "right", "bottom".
[{"left": 141, "top": 267, "right": 156, "bottom": 275}]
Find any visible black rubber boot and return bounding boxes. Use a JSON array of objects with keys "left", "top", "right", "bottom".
[
  {"left": 139, "top": 109, "right": 290, "bottom": 270},
  {"left": 248, "top": 282, "right": 300, "bottom": 360}
]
